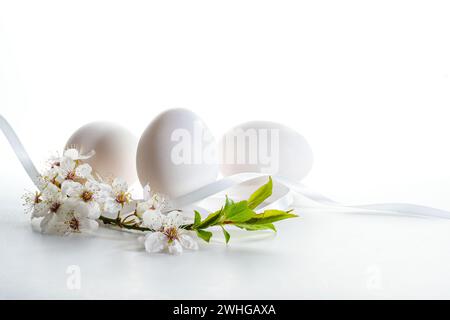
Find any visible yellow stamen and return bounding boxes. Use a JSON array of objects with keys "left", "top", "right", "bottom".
[
  {"left": 68, "top": 217, "right": 80, "bottom": 231},
  {"left": 164, "top": 226, "right": 179, "bottom": 243},
  {"left": 81, "top": 191, "right": 93, "bottom": 202},
  {"left": 50, "top": 202, "right": 61, "bottom": 213},
  {"left": 115, "top": 192, "right": 129, "bottom": 205}
]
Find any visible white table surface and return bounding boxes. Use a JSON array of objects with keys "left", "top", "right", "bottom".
[{"left": 2, "top": 173, "right": 450, "bottom": 300}]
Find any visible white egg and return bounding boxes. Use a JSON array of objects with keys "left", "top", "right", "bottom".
[
  {"left": 65, "top": 122, "right": 138, "bottom": 185},
  {"left": 220, "top": 121, "right": 313, "bottom": 182},
  {"left": 137, "top": 108, "right": 219, "bottom": 198}
]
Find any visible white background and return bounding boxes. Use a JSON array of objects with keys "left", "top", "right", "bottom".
[{"left": 1, "top": 0, "right": 450, "bottom": 299}]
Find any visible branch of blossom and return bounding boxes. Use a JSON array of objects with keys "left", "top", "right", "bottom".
[
  {"left": 23, "top": 148, "right": 298, "bottom": 255},
  {"left": 98, "top": 177, "right": 297, "bottom": 245},
  {"left": 182, "top": 177, "right": 298, "bottom": 243},
  {"left": 99, "top": 215, "right": 152, "bottom": 232}
]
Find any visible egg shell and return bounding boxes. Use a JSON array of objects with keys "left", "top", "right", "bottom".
[
  {"left": 65, "top": 122, "right": 138, "bottom": 185},
  {"left": 137, "top": 108, "right": 219, "bottom": 198},
  {"left": 219, "top": 121, "right": 313, "bottom": 182}
]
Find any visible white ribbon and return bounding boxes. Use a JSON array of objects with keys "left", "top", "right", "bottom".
[
  {"left": 0, "top": 115, "right": 41, "bottom": 188},
  {"left": 170, "top": 173, "right": 292, "bottom": 210},
  {"left": 277, "top": 176, "right": 450, "bottom": 219},
  {"left": 2, "top": 113, "right": 450, "bottom": 220}
]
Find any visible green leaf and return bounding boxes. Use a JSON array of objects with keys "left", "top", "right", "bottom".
[
  {"left": 220, "top": 196, "right": 234, "bottom": 218},
  {"left": 196, "top": 210, "right": 222, "bottom": 229},
  {"left": 194, "top": 210, "right": 201, "bottom": 226},
  {"left": 225, "top": 195, "right": 234, "bottom": 206},
  {"left": 221, "top": 226, "right": 231, "bottom": 244},
  {"left": 247, "top": 177, "right": 273, "bottom": 209},
  {"left": 235, "top": 223, "right": 277, "bottom": 232},
  {"left": 223, "top": 200, "right": 255, "bottom": 223},
  {"left": 245, "top": 209, "right": 297, "bottom": 225},
  {"left": 196, "top": 229, "right": 213, "bottom": 242}
]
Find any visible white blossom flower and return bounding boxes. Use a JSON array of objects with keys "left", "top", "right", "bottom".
[
  {"left": 136, "top": 185, "right": 168, "bottom": 218},
  {"left": 36, "top": 175, "right": 50, "bottom": 191},
  {"left": 49, "top": 149, "right": 94, "bottom": 185},
  {"left": 61, "top": 180, "right": 107, "bottom": 219},
  {"left": 54, "top": 157, "right": 92, "bottom": 184},
  {"left": 142, "top": 211, "right": 198, "bottom": 255},
  {"left": 24, "top": 182, "right": 65, "bottom": 219},
  {"left": 22, "top": 190, "right": 42, "bottom": 215},
  {"left": 40, "top": 199, "right": 98, "bottom": 235},
  {"left": 22, "top": 176, "right": 55, "bottom": 208},
  {"left": 102, "top": 178, "right": 131, "bottom": 218},
  {"left": 145, "top": 185, "right": 168, "bottom": 209}
]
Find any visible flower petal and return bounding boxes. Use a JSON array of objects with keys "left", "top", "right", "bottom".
[
  {"left": 86, "top": 201, "right": 101, "bottom": 219},
  {"left": 40, "top": 213, "right": 68, "bottom": 234},
  {"left": 102, "top": 200, "right": 121, "bottom": 218},
  {"left": 85, "top": 180, "right": 100, "bottom": 192},
  {"left": 36, "top": 177, "right": 49, "bottom": 191},
  {"left": 39, "top": 213, "right": 54, "bottom": 232},
  {"left": 113, "top": 178, "right": 128, "bottom": 193},
  {"left": 179, "top": 233, "right": 199, "bottom": 250},
  {"left": 75, "top": 163, "right": 92, "bottom": 178},
  {"left": 77, "top": 150, "right": 95, "bottom": 160},
  {"left": 32, "top": 202, "right": 49, "bottom": 218},
  {"left": 42, "top": 182, "right": 60, "bottom": 199},
  {"left": 60, "top": 157, "right": 75, "bottom": 172},
  {"left": 79, "top": 218, "right": 99, "bottom": 232},
  {"left": 96, "top": 183, "right": 113, "bottom": 203},
  {"left": 63, "top": 149, "right": 80, "bottom": 160},
  {"left": 142, "top": 210, "right": 163, "bottom": 230},
  {"left": 144, "top": 232, "right": 167, "bottom": 253},
  {"left": 168, "top": 239, "right": 183, "bottom": 255},
  {"left": 166, "top": 211, "right": 184, "bottom": 227},
  {"left": 55, "top": 174, "right": 66, "bottom": 185},
  {"left": 61, "top": 180, "right": 83, "bottom": 197},
  {"left": 143, "top": 185, "right": 152, "bottom": 201},
  {"left": 136, "top": 201, "right": 150, "bottom": 218}
]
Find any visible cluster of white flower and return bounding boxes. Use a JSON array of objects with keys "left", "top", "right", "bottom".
[
  {"left": 23, "top": 148, "right": 198, "bottom": 255},
  {"left": 23, "top": 149, "right": 108, "bottom": 234}
]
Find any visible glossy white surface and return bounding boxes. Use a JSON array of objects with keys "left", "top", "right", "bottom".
[
  {"left": 137, "top": 108, "right": 219, "bottom": 198},
  {"left": 220, "top": 121, "right": 314, "bottom": 181},
  {"left": 65, "top": 122, "right": 138, "bottom": 185}
]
